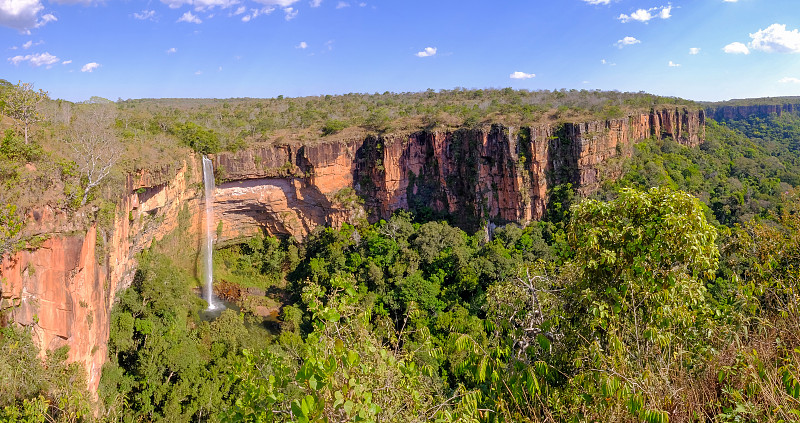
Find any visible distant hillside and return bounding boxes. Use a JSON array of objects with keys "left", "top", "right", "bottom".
[{"left": 704, "top": 96, "right": 800, "bottom": 121}]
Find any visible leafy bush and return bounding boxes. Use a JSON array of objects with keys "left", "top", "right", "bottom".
[
  {"left": 321, "top": 119, "right": 347, "bottom": 136},
  {"left": 171, "top": 121, "right": 220, "bottom": 154}
]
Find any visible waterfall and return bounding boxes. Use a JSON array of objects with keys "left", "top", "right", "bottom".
[{"left": 202, "top": 156, "right": 217, "bottom": 310}]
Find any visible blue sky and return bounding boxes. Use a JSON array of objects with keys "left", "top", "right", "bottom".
[{"left": 2, "top": 0, "right": 800, "bottom": 102}]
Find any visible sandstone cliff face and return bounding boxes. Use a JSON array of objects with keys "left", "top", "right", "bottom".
[
  {"left": 706, "top": 103, "right": 800, "bottom": 121},
  {"left": 0, "top": 159, "right": 203, "bottom": 394},
  {"left": 214, "top": 107, "right": 705, "bottom": 235}
]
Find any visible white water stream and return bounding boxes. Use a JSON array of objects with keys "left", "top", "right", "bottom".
[{"left": 202, "top": 156, "right": 217, "bottom": 310}]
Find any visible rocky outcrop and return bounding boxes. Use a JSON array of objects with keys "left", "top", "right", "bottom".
[
  {"left": 706, "top": 103, "right": 800, "bottom": 121},
  {"left": 213, "top": 107, "right": 705, "bottom": 235},
  {"left": 0, "top": 159, "right": 203, "bottom": 394}
]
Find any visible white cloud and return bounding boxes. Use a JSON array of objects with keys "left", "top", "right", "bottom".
[
  {"left": 723, "top": 0, "right": 737, "bottom": 2},
  {"left": 583, "top": 0, "right": 611, "bottom": 4},
  {"left": 325, "top": 39, "right": 334, "bottom": 50},
  {"left": 241, "top": 6, "right": 274, "bottom": 21},
  {"left": 689, "top": 47, "right": 700, "bottom": 55},
  {"left": 35, "top": 13, "right": 55, "bottom": 27},
  {"left": 195, "top": 70, "right": 202, "bottom": 75},
  {"left": 618, "top": 5, "right": 672, "bottom": 23},
  {"left": 81, "top": 62, "right": 99, "bottom": 72},
  {"left": 668, "top": 60, "right": 680, "bottom": 67},
  {"left": 615, "top": 36, "right": 640, "bottom": 48},
  {"left": 133, "top": 9, "right": 156, "bottom": 20},
  {"left": 779, "top": 77, "right": 800, "bottom": 83},
  {"left": 61, "top": 59, "right": 71, "bottom": 64},
  {"left": 233, "top": 5, "right": 245, "bottom": 14},
  {"left": 13, "top": 39, "right": 43, "bottom": 49},
  {"left": 359, "top": 2, "right": 365, "bottom": 6},
  {"left": 723, "top": 41, "right": 750, "bottom": 54},
  {"left": 509, "top": 71, "right": 535, "bottom": 79},
  {"left": 296, "top": 41, "right": 307, "bottom": 49},
  {"left": 8, "top": 51, "right": 58, "bottom": 67},
  {"left": 166, "top": 47, "right": 177, "bottom": 54},
  {"left": 336, "top": 1, "right": 349, "bottom": 8},
  {"left": 283, "top": 6, "right": 297, "bottom": 20},
  {"left": 415, "top": 46, "right": 436, "bottom": 57},
  {"left": 252, "top": 0, "right": 299, "bottom": 7},
  {"left": 0, "top": 0, "right": 43, "bottom": 30},
  {"left": 49, "top": 0, "right": 101, "bottom": 4},
  {"left": 309, "top": 0, "right": 322, "bottom": 6},
  {"left": 161, "top": 0, "right": 240, "bottom": 10},
  {"left": 177, "top": 11, "right": 202, "bottom": 23},
  {"left": 749, "top": 24, "right": 800, "bottom": 53}
]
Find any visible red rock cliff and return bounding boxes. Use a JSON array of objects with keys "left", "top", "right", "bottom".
[
  {"left": 706, "top": 103, "right": 800, "bottom": 121},
  {"left": 213, "top": 107, "right": 705, "bottom": 234},
  {"left": 1, "top": 159, "right": 203, "bottom": 394}
]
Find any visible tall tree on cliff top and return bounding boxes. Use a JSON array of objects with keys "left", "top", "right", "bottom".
[
  {"left": 67, "top": 104, "right": 123, "bottom": 206},
  {"left": 3, "top": 81, "right": 48, "bottom": 145}
]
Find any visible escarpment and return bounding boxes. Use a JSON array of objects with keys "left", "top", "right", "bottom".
[
  {"left": 1, "top": 160, "right": 204, "bottom": 394},
  {"left": 706, "top": 102, "right": 800, "bottom": 121},
  {"left": 0, "top": 107, "right": 704, "bottom": 395},
  {"left": 212, "top": 107, "right": 704, "bottom": 236}
]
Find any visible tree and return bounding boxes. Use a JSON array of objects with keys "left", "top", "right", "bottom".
[
  {"left": 67, "top": 104, "right": 123, "bottom": 206},
  {"left": 0, "top": 204, "right": 23, "bottom": 254},
  {"left": 3, "top": 81, "right": 48, "bottom": 145},
  {"left": 561, "top": 187, "right": 719, "bottom": 421}
]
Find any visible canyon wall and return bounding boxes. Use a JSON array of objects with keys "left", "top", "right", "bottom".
[
  {"left": 706, "top": 103, "right": 800, "bottom": 121},
  {"left": 0, "top": 107, "right": 704, "bottom": 394},
  {"left": 0, "top": 159, "right": 204, "bottom": 393},
  {"left": 213, "top": 107, "right": 705, "bottom": 237}
]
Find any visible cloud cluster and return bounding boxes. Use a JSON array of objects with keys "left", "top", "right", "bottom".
[
  {"left": 723, "top": 42, "right": 749, "bottom": 54},
  {"left": 0, "top": 0, "right": 58, "bottom": 32},
  {"left": 8, "top": 51, "right": 59, "bottom": 67},
  {"left": 81, "top": 62, "right": 100, "bottom": 72},
  {"left": 415, "top": 47, "right": 436, "bottom": 57},
  {"left": 509, "top": 71, "right": 535, "bottom": 79},
  {"left": 724, "top": 23, "right": 800, "bottom": 55},
  {"left": 177, "top": 11, "right": 202, "bottom": 23},
  {"left": 618, "top": 5, "right": 672, "bottom": 23},
  {"left": 615, "top": 36, "right": 640, "bottom": 48},
  {"left": 133, "top": 10, "right": 157, "bottom": 20},
  {"left": 161, "top": 0, "right": 240, "bottom": 10},
  {"left": 162, "top": 0, "right": 300, "bottom": 22},
  {"left": 689, "top": 47, "right": 700, "bottom": 55},
  {"left": 779, "top": 77, "right": 800, "bottom": 84},
  {"left": 749, "top": 24, "right": 800, "bottom": 53},
  {"left": 582, "top": 0, "right": 611, "bottom": 5}
]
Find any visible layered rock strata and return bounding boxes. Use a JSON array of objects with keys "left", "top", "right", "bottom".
[
  {"left": 706, "top": 103, "right": 800, "bottom": 121},
  {"left": 213, "top": 107, "right": 704, "bottom": 236},
  {"left": 0, "top": 159, "right": 203, "bottom": 393}
]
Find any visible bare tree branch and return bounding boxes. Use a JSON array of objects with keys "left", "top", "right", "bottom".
[{"left": 66, "top": 104, "right": 123, "bottom": 206}]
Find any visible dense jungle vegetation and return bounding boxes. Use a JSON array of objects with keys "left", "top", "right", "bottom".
[{"left": 2, "top": 79, "right": 800, "bottom": 422}]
